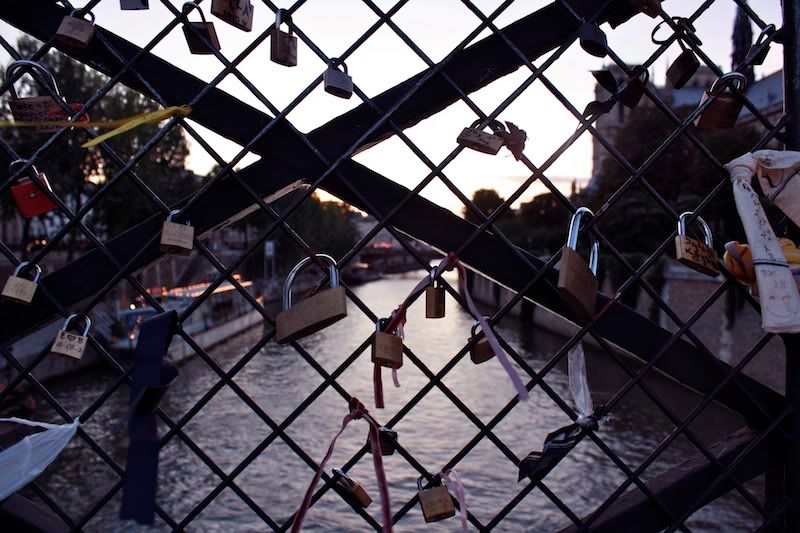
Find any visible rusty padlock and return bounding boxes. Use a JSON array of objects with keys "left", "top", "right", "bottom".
[
  {"left": 470, "top": 319, "right": 495, "bottom": 364},
  {"left": 366, "top": 426, "right": 397, "bottom": 456},
  {"left": 55, "top": 10, "right": 95, "bottom": 49},
  {"left": 6, "top": 60, "right": 69, "bottom": 134},
  {"left": 417, "top": 475, "right": 456, "bottom": 523},
  {"left": 160, "top": 209, "right": 194, "bottom": 255},
  {"left": 619, "top": 66, "right": 648, "bottom": 108},
  {"left": 694, "top": 72, "right": 747, "bottom": 129},
  {"left": 333, "top": 468, "right": 372, "bottom": 508},
  {"left": 120, "top": 0, "right": 149, "bottom": 9},
  {"left": 211, "top": 0, "right": 254, "bottom": 32},
  {"left": 456, "top": 119, "right": 506, "bottom": 155},
  {"left": 372, "top": 318, "right": 403, "bottom": 369},
  {"left": 557, "top": 207, "right": 599, "bottom": 321},
  {"left": 425, "top": 266, "right": 445, "bottom": 318},
  {"left": 675, "top": 212, "right": 719, "bottom": 276},
  {"left": 276, "top": 254, "right": 347, "bottom": 343},
  {"left": 182, "top": 3, "right": 221, "bottom": 55},
  {"left": 745, "top": 24, "right": 776, "bottom": 66},
  {"left": 271, "top": 9, "right": 298, "bottom": 67},
  {"left": 2, "top": 262, "right": 42, "bottom": 304},
  {"left": 9, "top": 159, "right": 57, "bottom": 219},
  {"left": 579, "top": 23, "right": 608, "bottom": 58},
  {"left": 323, "top": 58, "right": 353, "bottom": 99},
  {"left": 51, "top": 314, "right": 91, "bottom": 360}
]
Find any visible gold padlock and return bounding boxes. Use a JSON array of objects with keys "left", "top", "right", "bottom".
[
  {"left": 2, "top": 261, "right": 42, "bottom": 304},
  {"left": 210, "top": 0, "right": 254, "bottom": 32},
  {"left": 425, "top": 267, "right": 445, "bottom": 318},
  {"left": 456, "top": 119, "right": 506, "bottom": 155},
  {"left": 270, "top": 9, "right": 298, "bottom": 67},
  {"left": 372, "top": 318, "right": 403, "bottom": 369},
  {"left": 6, "top": 60, "right": 67, "bottom": 134},
  {"left": 675, "top": 212, "right": 719, "bottom": 276},
  {"left": 557, "top": 207, "right": 599, "bottom": 321},
  {"left": 182, "top": 3, "right": 221, "bottom": 55},
  {"left": 417, "top": 475, "right": 456, "bottom": 523},
  {"left": 694, "top": 72, "right": 747, "bottom": 129},
  {"left": 276, "top": 254, "right": 347, "bottom": 343},
  {"left": 333, "top": 468, "right": 372, "bottom": 508},
  {"left": 55, "top": 10, "right": 95, "bottom": 49},
  {"left": 160, "top": 209, "right": 194, "bottom": 255},
  {"left": 470, "top": 319, "right": 495, "bottom": 364},
  {"left": 51, "top": 314, "right": 91, "bottom": 360}
]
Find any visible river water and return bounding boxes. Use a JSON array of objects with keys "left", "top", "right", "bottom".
[{"left": 28, "top": 271, "right": 762, "bottom": 531}]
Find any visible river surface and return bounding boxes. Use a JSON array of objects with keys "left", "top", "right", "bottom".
[{"left": 27, "top": 272, "right": 762, "bottom": 531}]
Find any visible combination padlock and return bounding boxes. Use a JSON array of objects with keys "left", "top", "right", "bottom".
[
  {"left": 276, "top": 254, "right": 347, "bottom": 343},
  {"left": 745, "top": 24, "right": 776, "bottom": 66},
  {"left": 9, "top": 159, "right": 57, "bottom": 219},
  {"left": 120, "top": 0, "right": 149, "bottom": 9},
  {"left": 55, "top": 9, "right": 95, "bottom": 49},
  {"left": 160, "top": 209, "right": 194, "bottom": 256},
  {"left": 675, "top": 212, "right": 719, "bottom": 276},
  {"left": 51, "top": 314, "right": 91, "bottom": 360},
  {"left": 417, "top": 475, "right": 456, "bottom": 523},
  {"left": 579, "top": 23, "right": 607, "bottom": 58},
  {"left": 6, "top": 60, "right": 68, "bottom": 134},
  {"left": 425, "top": 267, "right": 445, "bottom": 318},
  {"left": 210, "top": 0, "right": 254, "bottom": 32},
  {"left": 619, "top": 66, "right": 648, "bottom": 108},
  {"left": 694, "top": 72, "right": 747, "bottom": 129},
  {"left": 2, "top": 262, "right": 42, "bottom": 304},
  {"left": 271, "top": 9, "right": 297, "bottom": 67},
  {"left": 182, "top": 3, "right": 221, "bottom": 55},
  {"left": 333, "top": 468, "right": 372, "bottom": 508},
  {"left": 366, "top": 426, "right": 397, "bottom": 456},
  {"left": 323, "top": 58, "right": 353, "bottom": 99},
  {"left": 456, "top": 119, "right": 506, "bottom": 155},
  {"left": 372, "top": 318, "right": 403, "bottom": 369},
  {"left": 557, "top": 207, "right": 599, "bottom": 321},
  {"left": 470, "top": 319, "right": 495, "bottom": 364}
]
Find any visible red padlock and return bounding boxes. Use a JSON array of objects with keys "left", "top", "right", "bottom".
[{"left": 9, "top": 160, "right": 56, "bottom": 219}]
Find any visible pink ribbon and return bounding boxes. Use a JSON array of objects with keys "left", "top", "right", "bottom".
[
  {"left": 442, "top": 469, "right": 468, "bottom": 532},
  {"left": 292, "top": 398, "right": 393, "bottom": 532}
]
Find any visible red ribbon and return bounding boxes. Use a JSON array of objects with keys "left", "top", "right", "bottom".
[{"left": 292, "top": 398, "right": 393, "bottom": 532}]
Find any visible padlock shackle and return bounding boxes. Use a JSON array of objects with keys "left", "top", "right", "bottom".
[
  {"left": 166, "top": 209, "right": 184, "bottom": 223},
  {"left": 565, "top": 207, "right": 599, "bottom": 275},
  {"left": 69, "top": 9, "right": 96, "bottom": 23},
  {"left": 375, "top": 317, "right": 389, "bottom": 333},
  {"left": 283, "top": 253, "right": 339, "bottom": 309},
  {"left": 62, "top": 313, "right": 92, "bottom": 336},
  {"left": 332, "top": 468, "right": 357, "bottom": 490},
  {"left": 417, "top": 473, "right": 444, "bottom": 492},
  {"left": 651, "top": 17, "right": 701, "bottom": 47},
  {"left": 13, "top": 261, "right": 42, "bottom": 283},
  {"left": 677, "top": 211, "right": 713, "bottom": 248},
  {"left": 755, "top": 24, "right": 776, "bottom": 47},
  {"left": 181, "top": 2, "right": 207, "bottom": 23},
  {"left": 275, "top": 8, "right": 292, "bottom": 31},
  {"left": 471, "top": 316, "right": 489, "bottom": 338},
  {"left": 469, "top": 118, "right": 505, "bottom": 134},
  {"left": 9, "top": 158, "right": 39, "bottom": 179},
  {"left": 428, "top": 265, "right": 440, "bottom": 287},
  {"left": 6, "top": 60, "right": 61, "bottom": 100},
  {"left": 709, "top": 72, "right": 747, "bottom": 95},
  {"left": 328, "top": 57, "right": 348, "bottom": 74}
]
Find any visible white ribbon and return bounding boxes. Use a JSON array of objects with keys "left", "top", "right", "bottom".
[
  {"left": 442, "top": 469, "right": 468, "bottom": 532},
  {"left": 567, "top": 342, "right": 594, "bottom": 425}
]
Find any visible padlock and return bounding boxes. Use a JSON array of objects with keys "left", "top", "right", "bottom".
[
  {"left": 160, "top": 209, "right": 194, "bottom": 255},
  {"left": 2, "top": 262, "right": 42, "bottom": 304},
  {"left": 557, "top": 207, "right": 599, "bottom": 321},
  {"left": 470, "top": 319, "right": 495, "bottom": 364},
  {"left": 674, "top": 212, "right": 719, "bottom": 276},
  {"left": 456, "top": 119, "right": 506, "bottom": 155},
  {"left": 51, "top": 314, "right": 91, "bottom": 360},
  {"left": 9, "top": 159, "right": 57, "bottom": 219},
  {"left": 182, "top": 3, "right": 221, "bottom": 55},
  {"left": 366, "top": 426, "right": 397, "bottom": 456},
  {"left": 579, "top": 23, "right": 607, "bottom": 58},
  {"left": 120, "top": 0, "right": 149, "bottom": 9},
  {"left": 333, "top": 468, "right": 372, "bottom": 508},
  {"left": 372, "top": 318, "right": 403, "bottom": 369},
  {"left": 694, "top": 72, "right": 747, "bottom": 129},
  {"left": 417, "top": 475, "right": 456, "bottom": 523},
  {"left": 746, "top": 24, "right": 775, "bottom": 66},
  {"left": 666, "top": 47, "right": 699, "bottom": 89},
  {"left": 276, "top": 254, "right": 347, "bottom": 343},
  {"left": 55, "top": 10, "right": 95, "bottom": 49},
  {"left": 425, "top": 267, "right": 445, "bottom": 318},
  {"left": 6, "top": 60, "right": 67, "bottom": 134},
  {"left": 619, "top": 66, "right": 648, "bottom": 108},
  {"left": 271, "top": 9, "right": 297, "bottom": 67},
  {"left": 210, "top": 0, "right": 254, "bottom": 32},
  {"left": 323, "top": 58, "right": 353, "bottom": 99}
]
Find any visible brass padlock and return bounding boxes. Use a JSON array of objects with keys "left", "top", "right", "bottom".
[
  {"left": 51, "top": 314, "right": 91, "bottom": 360},
  {"left": 271, "top": 9, "right": 298, "bottom": 67},
  {"left": 333, "top": 468, "right": 372, "bottom": 508},
  {"left": 470, "top": 319, "right": 495, "bottom": 364},
  {"left": 323, "top": 58, "right": 353, "bottom": 99},
  {"left": 276, "top": 254, "right": 347, "bottom": 343},
  {"left": 366, "top": 426, "right": 397, "bottom": 456},
  {"left": 211, "top": 0, "right": 254, "bottom": 32},
  {"left": 372, "top": 318, "right": 403, "bottom": 369},
  {"left": 425, "top": 267, "right": 445, "bottom": 318},
  {"left": 666, "top": 47, "right": 699, "bottom": 89},
  {"left": 619, "top": 66, "right": 648, "bottom": 108},
  {"left": 579, "top": 23, "right": 607, "bottom": 58},
  {"left": 675, "top": 212, "right": 719, "bottom": 276},
  {"left": 182, "top": 3, "right": 221, "bottom": 55},
  {"left": 120, "top": 0, "right": 149, "bottom": 9},
  {"left": 417, "top": 475, "right": 456, "bottom": 523},
  {"left": 2, "top": 262, "right": 42, "bottom": 304},
  {"left": 745, "top": 24, "right": 775, "bottom": 66},
  {"left": 160, "top": 209, "right": 194, "bottom": 255},
  {"left": 6, "top": 60, "right": 67, "bottom": 134},
  {"left": 557, "top": 207, "right": 599, "bottom": 321},
  {"left": 694, "top": 72, "right": 747, "bottom": 129},
  {"left": 55, "top": 10, "right": 95, "bottom": 49},
  {"left": 456, "top": 119, "right": 506, "bottom": 155}
]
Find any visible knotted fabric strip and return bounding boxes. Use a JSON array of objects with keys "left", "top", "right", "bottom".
[
  {"left": 442, "top": 469, "right": 468, "bottom": 532},
  {"left": 567, "top": 341, "right": 594, "bottom": 426}
]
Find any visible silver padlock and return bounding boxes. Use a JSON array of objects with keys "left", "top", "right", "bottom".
[
  {"left": 55, "top": 10, "right": 95, "bottom": 49},
  {"left": 211, "top": 0, "right": 254, "bottom": 32},
  {"left": 160, "top": 209, "right": 194, "bottom": 255},
  {"left": 271, "top": 9, "right": 298, "bottom": 67},
  {"left": 2, "top": 262, "right": 42, "bottom": 304},
  {"left": 456, "top": 119, "right": 506, "bottom": 155},
  {"left": 51, "top": 314, "right": 91, "bottom": 360},
  {"left": 120, "top": 0, "right": 149, "bottom": 10},
  {"left": 324, "top": 58, "right": 353, "bottom": 99}
]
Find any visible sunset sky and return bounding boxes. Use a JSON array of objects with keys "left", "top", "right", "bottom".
[{"left": 0, "top": 0, "right": 785, "bottom": 215}]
